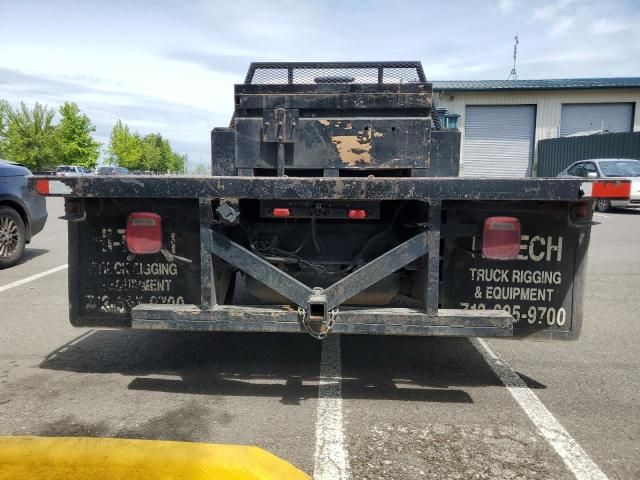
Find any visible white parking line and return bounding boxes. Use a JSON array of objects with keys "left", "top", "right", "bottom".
[
  {"left": 0, "top": 264, "right": 68, "bottom": 293},
  {"left": 473, "top": 338, "right": 608, "bottom": 480},
  {"left": 313, "top": 335, "right": 350, "bottom": 480},
  {"left": 593, "top": 213, "right": 609, "bottom": 218}
]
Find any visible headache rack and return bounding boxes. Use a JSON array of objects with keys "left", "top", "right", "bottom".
[
  {"left": 217, "top": 61, "right": 446, "bottom": 178},
  {"left": 244, "top": 61, "right": 427, "bottom": 85}
]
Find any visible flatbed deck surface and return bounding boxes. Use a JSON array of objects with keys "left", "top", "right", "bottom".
[{"left": 32, "top": 176, "right": 586, "bottom": 201}]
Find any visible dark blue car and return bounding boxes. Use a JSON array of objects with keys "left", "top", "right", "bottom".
[{"left": 0, "top": 159, "right": 48, "bottom": 268}]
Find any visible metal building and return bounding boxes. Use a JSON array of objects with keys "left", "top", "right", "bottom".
[{"left": 432, "top": 78, "right": 640, "bottom": 177}]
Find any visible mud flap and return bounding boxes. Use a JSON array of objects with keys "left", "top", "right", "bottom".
[{"left": 441, "top": 203, "right": 590, "bottom": 340}]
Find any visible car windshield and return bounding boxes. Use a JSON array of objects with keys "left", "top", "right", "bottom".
[
  {"left": 598, "top": 160, "right": 640, "bottom": 177},
  {"left": 115, "top": 167, "right": 129, "bottom": 174},
  {"left": 56, "top": 166, "right": 74, "bottom": 172}
]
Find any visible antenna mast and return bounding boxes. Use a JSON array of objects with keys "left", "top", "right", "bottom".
[{"left": 508, "top": 34, "right": 519, "bottom": 80}]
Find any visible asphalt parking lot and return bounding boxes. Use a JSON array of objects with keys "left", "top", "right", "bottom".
[{"left": 1, "top": 198, "right": 639, "bottom": 479}]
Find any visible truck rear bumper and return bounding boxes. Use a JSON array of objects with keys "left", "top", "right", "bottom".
[{"left": 131, "top": 305, "right": 513, "bottom": 337}]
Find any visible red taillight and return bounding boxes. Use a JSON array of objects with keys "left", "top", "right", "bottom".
[
  {"left": 482, "top": 216, "right": 521, "bottom": 260},
  {"left": 34, "top": 179, "right": 73, "bottom": 196},
  {"left": 35, "top": 180, "right": 49, "bottom": 195},
  {"left": 347, "top": 209, "right": 367, "bottom": 219},
  {"left": 574, "top": 203, "right": 592, "bottom": 219},
  {"left": 272, "top": 208, "right": 290, "bottom": 218},
  {"left": 126, "top": 212, "right": 163, "bottom": 254}
]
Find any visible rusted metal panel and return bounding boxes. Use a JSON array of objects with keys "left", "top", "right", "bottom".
[{"left": 236, "top": 118, "right": 431, "bottom": 170}]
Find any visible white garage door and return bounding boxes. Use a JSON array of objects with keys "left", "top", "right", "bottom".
[
  {"left": 463, "top": 105, "right": 536, "bottom": 177},
  {"left": 560, "top": 103, "right": 634, "bottom": 136}
]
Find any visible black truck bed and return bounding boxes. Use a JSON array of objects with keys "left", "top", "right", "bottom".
[{"left": 32, "top": 174, "right": 595, "bottom": 341}]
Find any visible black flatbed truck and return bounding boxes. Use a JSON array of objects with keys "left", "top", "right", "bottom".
[{"left": 31, "top": 62, "right": 629, "bottom": 340}]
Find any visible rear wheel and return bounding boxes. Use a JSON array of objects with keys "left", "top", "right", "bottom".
[
  {"left": 596, "top": 199, "right": 611, "bottom": 213},
  {"left": 0, "top": 206, "right": 26, "bottom": 268}
]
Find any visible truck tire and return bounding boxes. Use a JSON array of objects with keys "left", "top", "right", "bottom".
[
  {"left": 595, "top": 199, "right": 611, "bottom": 213},
  {"left": 0, "top": 206, "right": 26, "bottom": 268}
]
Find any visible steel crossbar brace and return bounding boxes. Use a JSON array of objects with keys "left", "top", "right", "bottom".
[{"left": 209, "top": 229, "right": 430, "bottom": 324}]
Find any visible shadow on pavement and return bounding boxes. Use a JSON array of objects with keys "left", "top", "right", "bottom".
[
  {"left": 14, "top": 247, "right": 49, "bottom": 266},
  {"left": 37, "top": 399, "right": 217, "bottom": 442},
  {"left": 39, "top": 329, "right": 546, "bottom": 405},
  {"left": 610, "top": 207, "right": 640, "bottom": 215}
]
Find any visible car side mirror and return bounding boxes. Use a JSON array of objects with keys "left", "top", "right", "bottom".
[{"left": 586, "top": 172, "right": 598, "bottom": 179}]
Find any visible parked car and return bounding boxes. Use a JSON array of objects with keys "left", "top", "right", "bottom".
[
  {"left": 557, "top": 158, "right": 640, "bottom": 212},
  {"left": 97, "top": 166, "right": 130, "bottom": 175},
  {"left": 55, "top": 165, "right": 92, "bottom": 176},
  {"left": 0, "top": 159, "right": 48, "bottom": 268}
]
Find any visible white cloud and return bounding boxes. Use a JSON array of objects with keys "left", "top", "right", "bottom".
[
  {"left": 548, "top": 16, "right": 576, "bottom": 37},
  {"left": 533, "top": 0, "right": 573, "bottom": 20},
  {"left": 590, "top": 18, "right": 627, "bottom": 34},
  {"left": 499, "top": 0, "right": 515, "bottom": 15}
]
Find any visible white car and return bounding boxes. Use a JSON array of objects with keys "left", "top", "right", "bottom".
[
  {"left": 557, "top": 158, "right": 640, "bottom": 212},
  {"left": 55, "top": 165, "right": 92, "bottom": 176}
]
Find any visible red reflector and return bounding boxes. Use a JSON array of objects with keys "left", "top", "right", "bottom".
[
  {"left": 347, "top": 209, "right": 367, "bottom": 219},
  {"left": 482, "top": 216, "right": 521, "bottom": 261},
  {"left": 272, "top": 208, "right": 290, "bottom": 218},
  {"left": 35, "top": 180, "right": 49, "bottom": 195},
  {"left": 592, "top": 180, "right": 631, "bottom": 199},
  {"left": 126, "top": 212, "right": 163, "bottom": 254},
  {"left": 574, "top": 203, "right": 592, "bottom": 219}
]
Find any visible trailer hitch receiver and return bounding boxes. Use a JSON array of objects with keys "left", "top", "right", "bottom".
[{"left": 299, "top": 288, "right": 338, "bottom": 340}]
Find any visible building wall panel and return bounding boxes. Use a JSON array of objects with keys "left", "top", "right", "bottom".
[{"left": 434, "top": 88, "right": 640, "bottom": 175}]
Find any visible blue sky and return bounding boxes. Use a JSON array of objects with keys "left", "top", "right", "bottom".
[{"left": 1, "top": 0, "right": 639, "bottom": 169}]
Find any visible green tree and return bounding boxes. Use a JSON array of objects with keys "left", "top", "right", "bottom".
[
  {"left": 141, "top": 133, "right": 171, "bottom": 172},
  {"left": 107, "top": 120, "right": 186, "bottom": 174},
  {"left": 169, "top": 152, "right": 187, "bottom": 174},
  {"left": 0, "top": 102, "right": 57, "bottom": 171},
  {"left": 107, "top": 120, "right": 144, "bottom": 170},
  {"left": 54, "top": 102, "right": 101, "bottom": 168}
]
